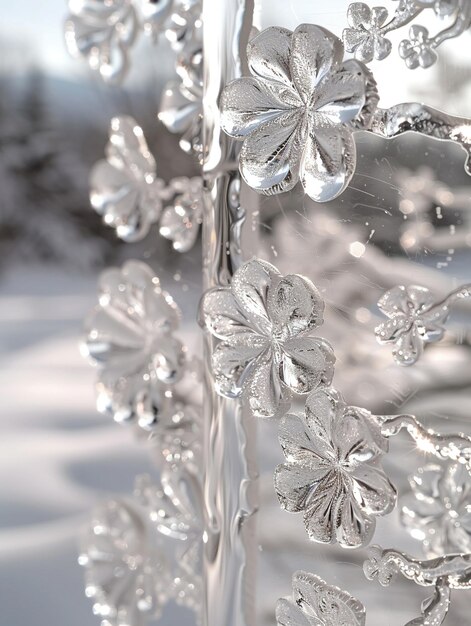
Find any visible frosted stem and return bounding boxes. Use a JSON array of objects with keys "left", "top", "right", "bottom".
[
  {"left": 438, "top": 283, "right": 471, "bottom": 308},
  {"left": 405, "top": 579, "right": 451, "bottom": 626},
  {"left": 369, "top": 104, "right": 471, "bottom": 175},
  {"left": 431, "top": 3, "right": 471, "bottom": 49},
  {"left": 366, "top": 546, "right": 471, "bottom": 589},
  {"left": 377, "top": 414, "right": 471, "bottom": 469},
  {"left": 201, "top": 1, "right": 259, "bottom": 625},
  {"left": 381, "top": 4, "right": 422, "bottom": 36}
]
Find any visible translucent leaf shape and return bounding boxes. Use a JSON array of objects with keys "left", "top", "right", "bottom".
[
  {"left": 159, "top": 2, "right": 203, "bottom": 159},
  {"left": 159, "top": 77, "right": 203, "bottom": 159},
  {"left": 147, "top": 399, "right": 201, "bottom": 465},
  {"left": 165, "top": 0, "right": 202, "bottom": 51},
  {"left": 138, "top": 0, "right": 174, "bottom": 37}
]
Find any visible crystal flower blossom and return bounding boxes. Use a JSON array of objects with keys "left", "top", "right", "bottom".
[
  {"left": 65, "top": 0, "right": 140, "bottom": 84},
  {"left": 220, "top": 24, "right": 377, "bottom": 202},
  {"left": 276, "top": 571, "right": 366, "bottom": 626},
  {"left": 90, "top": 116, "right": 165, "bottom": 242},
  {"left": 343, "top": 3, "right": 392, "bottom": 63},
  {"left": 401, "top": 463, "right": 471, "bottom": 557},
  {"left": 375, "top": 285, "right": 450, "bottom": 366},
  {"left": 79, "top": 499, "right": 171, "bottom": 626},
  {"left": 159, "top": 176, "right": 203, "bottom": 252},
  {"left": 135, "top": 469, "right": 203, "bottom": 614},
  {"left": 64, "top": 0, "right": 176, "bottom": 83},
  {"left": 200, "top": 258, "right": 335, "bottom": 419},
  {"left": 81, "top": 260, "right": 186, "bottom": 427},
  {"left": 274, "top": 388, "right": 397, "bottom": 548},
  {"left": 399, "top": 25, "right": 438, "bottom": 69}
]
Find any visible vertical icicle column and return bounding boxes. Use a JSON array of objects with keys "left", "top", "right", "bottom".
[{"left": 201, "top": 1, "right": 258, "bottom": 626}]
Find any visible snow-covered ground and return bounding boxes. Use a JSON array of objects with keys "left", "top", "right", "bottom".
[{"left": 0, "top": 265, "right": 192, "bottom": 626}]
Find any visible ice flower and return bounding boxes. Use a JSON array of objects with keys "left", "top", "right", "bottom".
[
  {"left": 399, "top": 25, "right": 438, "bottom": 69},
  {"left": 81, "top": 260, "right": 186, "bottom": 426},
  {"left": 65, "top": 0, "right": 177, "bottom": 83},
  {"left": 276, "top": 571, "right": 366, "bottom": 626},
  {"left": 200, "top": 258, "right": 335, "bottom": 419},
  {"left": 402, "top": 463, "right": 471, "bottom": 557},
  {"left": 79, "top": 499, "right": 171, "bottom": 626},
  {"left": 159, "top": 177, "right": 203, "bottom": 252},
  {"left": 140, "top": 0, "right": 174, "bottom": 38},
  {"left": 135, "top": 469, "right": 203, "bottom": 615},
  {"left": 343, "top": 3, "right": 392, "bottom": 63},
  {"left": 274, "top": 388, "right": 396, "bottom": 547},
  {"left": 375, "top": 285, "right": 449, "bottom": 366},
  {"left": 65, "top": 0, "right": 140, "bottom": 84},
  {"left": 220, "top": 24, "right": 378, "bottom": 202},
  {"left": 90, "top": 116, "right": 165, "bottom": 242}
]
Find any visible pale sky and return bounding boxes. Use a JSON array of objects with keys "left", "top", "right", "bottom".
[
  {"left": 0, "top": 0, "right": 83, "bottom": 76},
  {"left": 1, "top": 0, "right": 469, "bottom": 114},
  {"left": 0, "top": 0, "right": 353, "bottom": 76}
]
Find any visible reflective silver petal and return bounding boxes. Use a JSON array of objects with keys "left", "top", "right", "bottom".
[
  {"left": 300, "top": 123, "right": 356, "bottom": 203},
  {"left": 275, "top": 387, "right": 395, "bottom": 548},
  {"left": 220, "top": 25, "right": 375, "bottom": 202}
]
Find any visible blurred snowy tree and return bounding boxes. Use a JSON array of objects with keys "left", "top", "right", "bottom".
[{"left": 0, "top": 67, "right": 116, "bottom": 270}]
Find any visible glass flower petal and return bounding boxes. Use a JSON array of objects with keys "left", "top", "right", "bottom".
[
  {"left": 220, "top": 24, "right": 377, "bottom": 202},
  {"left": 275, "top": 387, "right": 395, "bottom": 547},
  {"left": 201, "top": 258, "right": 335, "bottom": 418}
]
